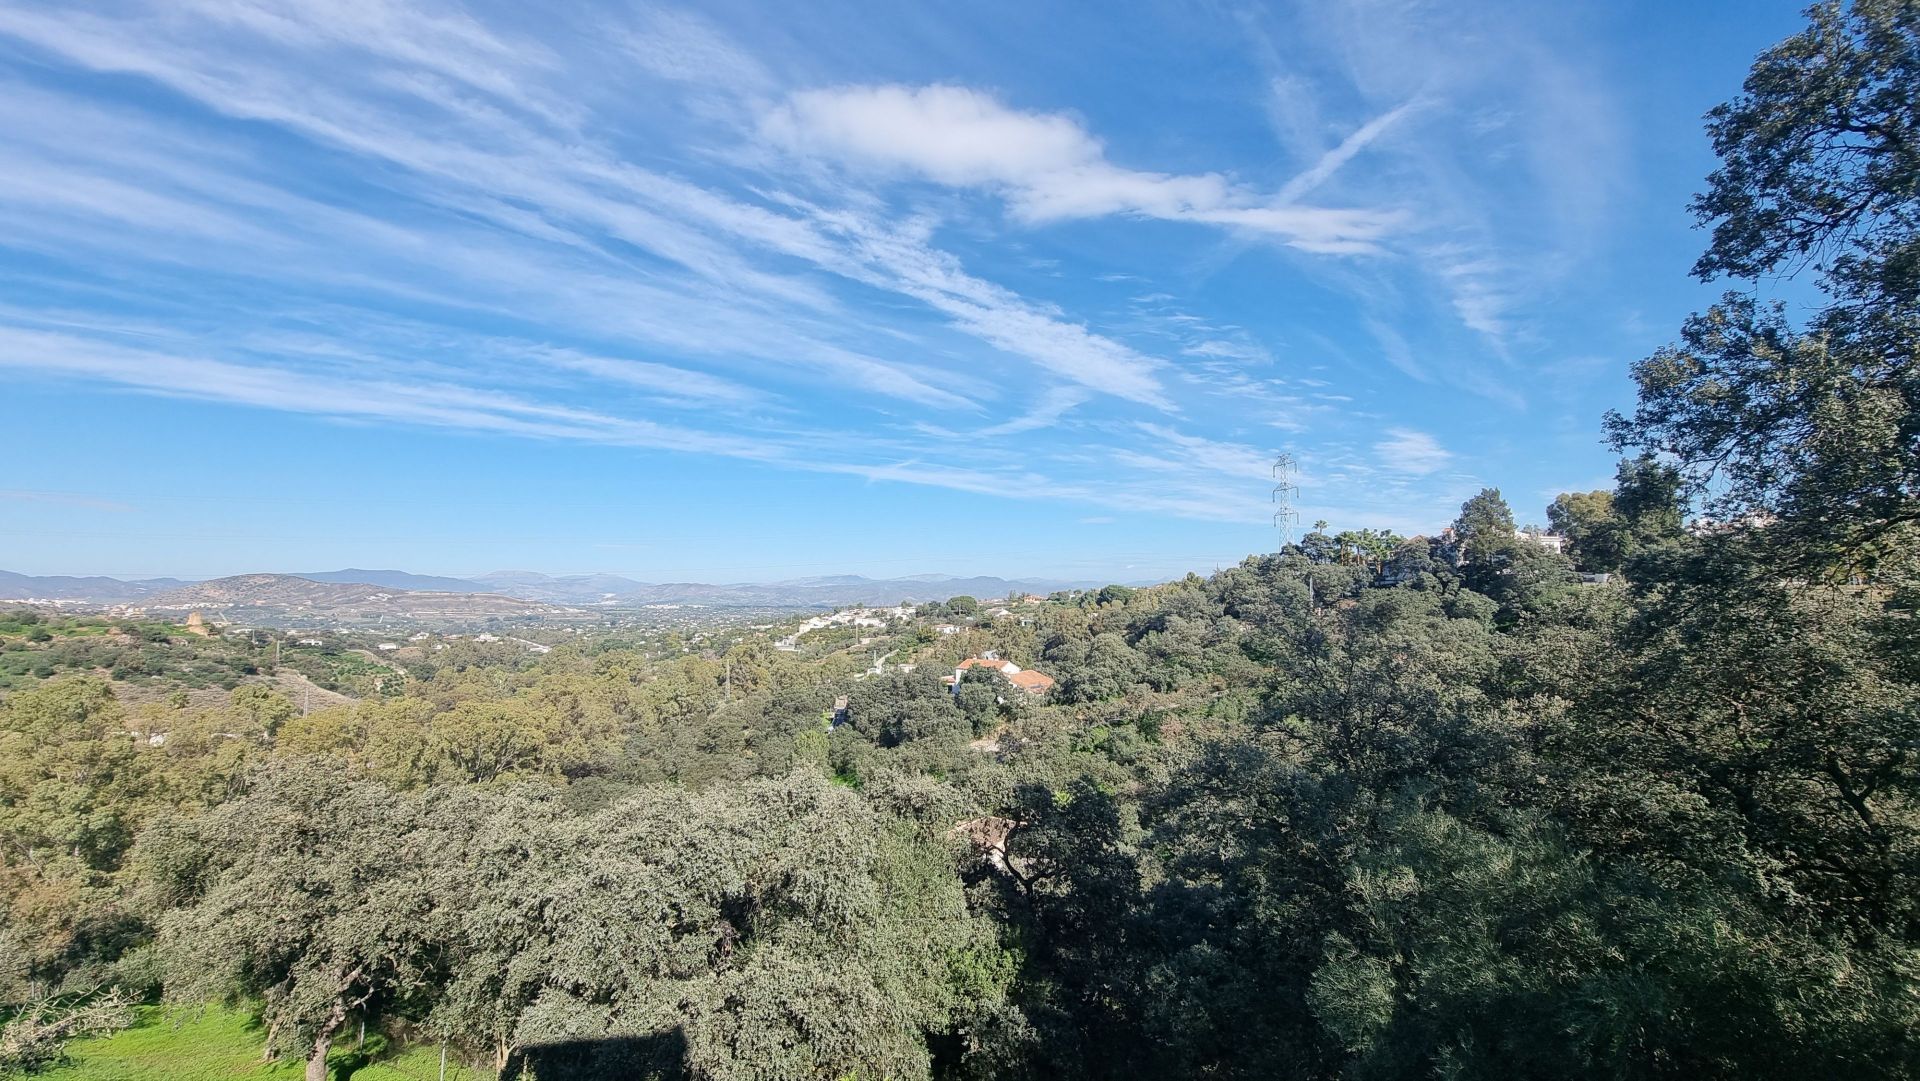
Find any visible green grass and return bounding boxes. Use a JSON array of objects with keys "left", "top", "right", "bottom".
[{"left": 40, "top": 1006, "right": 495, "bottom": 1081}]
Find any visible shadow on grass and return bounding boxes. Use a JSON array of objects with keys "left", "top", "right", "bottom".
[
  {"left": 326, "top": 1032, "right": 390, "bottom": 1080},
  {"left": 504, "top": 1029, "right": 689, "bottom": 1081},
  {"left": 116, "top": 1005, "right": 167, "bottom": 1033}
]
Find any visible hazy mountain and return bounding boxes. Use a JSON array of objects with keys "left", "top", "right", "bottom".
[
  {"left": 0, "top": 570, "right": 192, "bottom": 603},
  {"left": 470, "top": 571, "right": 1111, "bottom": 607},
  {"left": 471, "top": 571, "right": 651, "bottom": 602},
  {"left": 2, "top": 568, "right": 1124, "bottom": 613},
  {"left": 144, "top": 574, "right": 572, "bottom": 626},
  {"left": 293, "top": 568, "right": 489, "bottom": 592}
]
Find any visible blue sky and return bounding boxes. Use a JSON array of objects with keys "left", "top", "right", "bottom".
[{"left": 0, "top": 0, "right": 1808, "bottom": 582}]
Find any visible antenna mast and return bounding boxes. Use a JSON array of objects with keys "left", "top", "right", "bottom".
[{"left": 1271, "top": 454, "right": 1300, "bottom": 551}]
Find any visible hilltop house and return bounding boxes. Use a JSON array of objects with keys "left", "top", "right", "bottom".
[
  {"left": 1516, "top": 529, "right": 1567, "bottom": 555},
  {"left": 947, "top": 654, "right": 1055, "bottom": 696},
  {"left": 1007, "top": 669, "right": 1055, "bottom": 694},
  {"left": 953, "top": 655, "right": 1018, "bottom": 682},
  {"left": 1433, "top": 527, "right": 1569, "bottom": 560}
]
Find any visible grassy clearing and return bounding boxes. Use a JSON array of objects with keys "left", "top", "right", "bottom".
[{"left": 39, "top": 1006, "right": 495, "bottom": 1081}]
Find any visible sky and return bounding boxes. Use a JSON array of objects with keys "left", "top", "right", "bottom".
[{"left": 0, "top": 0, "right": 1812, "bottom": 583}]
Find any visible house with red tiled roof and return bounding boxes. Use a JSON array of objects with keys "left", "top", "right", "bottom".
[
  {"left": 1006, "top": 669, "right": 1055, "bottom": 694},
  {"left": 947, "top": 653, "right": 1054, "bottom": 697}
]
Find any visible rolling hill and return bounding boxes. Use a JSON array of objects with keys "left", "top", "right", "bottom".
[
  {"left": 470, "top": 571, "right": 1112, "bottom": 607},
  {"left": 3, "top": 568, "right": 1127, "bottom": 616},
  {"left": 292, "top": 568, "right": 490, "bottom": 592},
  {"left": 0, "top": 571, "right": 191, "bottom": 603},
  {"left": 142, "top": 574, "right": 575, "bottom": 626}
]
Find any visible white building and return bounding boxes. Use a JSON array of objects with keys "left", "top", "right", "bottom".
[
  {"left": 948, "top": 655, "right": 1057, "bottom": 696},
  {"left": 1515, "top": 530, "right": 1567, "bottom": 555}
]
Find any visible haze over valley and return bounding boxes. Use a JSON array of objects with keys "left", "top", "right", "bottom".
[{"left": 0, "top": 567, "right": 1131, "bottom": 626}]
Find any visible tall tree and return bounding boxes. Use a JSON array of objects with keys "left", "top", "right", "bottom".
[
  {"left": 442, "top": 773, "right": 1007, "bottom": 1081},
  {"left": 1609, "top": 0, "right": 1920, "bottom": 570},
  {"left": 137, "top": 765, "right": 440, "bottom": 1081},
  {"left": 0, "top": 680, "right": 149, "bottom": 1002},
  {"left": 1587, "top": 0, "right": 1920, "bottom": 949},
  {"left": 1452, "top": 489, "right": 1517, "bottom": 564},
  {"left": 1546, "top": 489, "right": 1617, "bottom": 571}
]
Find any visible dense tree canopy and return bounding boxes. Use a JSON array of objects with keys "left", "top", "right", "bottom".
[{"left": 5, "top": 5, "right": 1920, "bottom": 1080}]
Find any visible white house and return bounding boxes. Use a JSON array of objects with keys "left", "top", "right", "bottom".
[
  {"left": 1515, "top": 529, "right": 1568, "bottom": 555},
  {"left": 948, "top": 655, "right": 1056, "bottom": 696},
  {"left": 953, "top": 656, "right": 1020, "bottom": 684}
]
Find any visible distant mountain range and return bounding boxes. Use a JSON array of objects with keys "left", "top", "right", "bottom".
[
  {"left": 463, "top": 571, "right": 1112, "bottom": 607},
  {"left": 141, "top": 574, "right": 574, "bottom": 625},
  {"left": 293, "top": 568, "right": 497, "bottom": 593},
  {"left": 0, "top": 570, "right": 191, "bottom": 603},
  {"left": 0, "top": 568, "right": 1119, "bottom": 615}
]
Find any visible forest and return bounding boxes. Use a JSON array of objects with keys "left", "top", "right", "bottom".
[{"left": 3, "top": 3, "right": 1918, "bottom": 1078}]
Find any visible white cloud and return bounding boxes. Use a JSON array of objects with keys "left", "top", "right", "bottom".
[
  {"left": 1275, "top": 100, "right": 1422, "bottom": 203},
  {"left": 1373, "top": 428, "right": 1452, "bottom": 475},
  {"left": 619, "top": 7, "right": 772, "bottom": 92},
  {"left": 791, "top": 205, "right": 1171, "bottom": 405},
  {"left": 516, "top": 346, "right": 764, "bottom": 407},
  {"left": 975, "top": 386, "right": 1088, "bottom": 437},
  {"left": 0, "top": 325, "right": 782, "bottom": 458},
  {"left": 769, "top": 84, "right": 1101, "bottom": 186},
  {"left": 766, "top": 83, "right": 1404, "bottom": 254},
  {"left": 0, "top": 489, "right": 134, "bottom": 512},
  {"left": 0, "top": 6, "right": 1173, "bottom": 414},
  {"left": 1364, "top": 320, "right": 1432, "bottom": 383},
  {"left": 1237, "top": 0, "right": 1627, "bottom": 378},
  {"left": 0, "top": 0, "right": 1535, "bottom": 544},
  {"left": 1182, "top": 339, "right": 1273, "bottom": 364}
]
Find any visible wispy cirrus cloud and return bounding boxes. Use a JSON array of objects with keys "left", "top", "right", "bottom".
[
  {"left": 1373, "top": 428, "right": 1452, "bottom": 475},
  {"left": 1, "top": 5, "right": 1202, "bottom": 413},
  {"left": 974, "top": 387, "right": 1089, "bottom": 437},
  {"left": 0, "top": 0, "right": 1593, "bottom": 555},
  {"left": 0, "top": 325, "right": 787, "bottom": 459},
  {"left": 0, "top": 4, "right": 1149, "bottom": 414},
  {"left": 1239, "top": 0, "right": 1625, "bottom": 396},
  {"left": 0, "top": 489, "right": 135, "bottom": 513},
  {"left": 765, "top": 84, "right": 1405, "bottom": 255}
]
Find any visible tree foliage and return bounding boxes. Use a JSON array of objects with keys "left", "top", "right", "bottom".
[{"left": 4, "top": 7, "right": 1920, "bottom": 1079}]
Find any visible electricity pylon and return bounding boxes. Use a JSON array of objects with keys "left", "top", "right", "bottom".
[{"left": 1271, "top": 454, "right": 1300, "bottom": 551}]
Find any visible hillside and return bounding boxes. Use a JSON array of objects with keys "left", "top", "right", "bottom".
[
  {"left": 292, "top": 568, "right": 490, "bottom": 592},
  {"left": 471, "top": 570, "right": 651, "bottom": 602}
]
